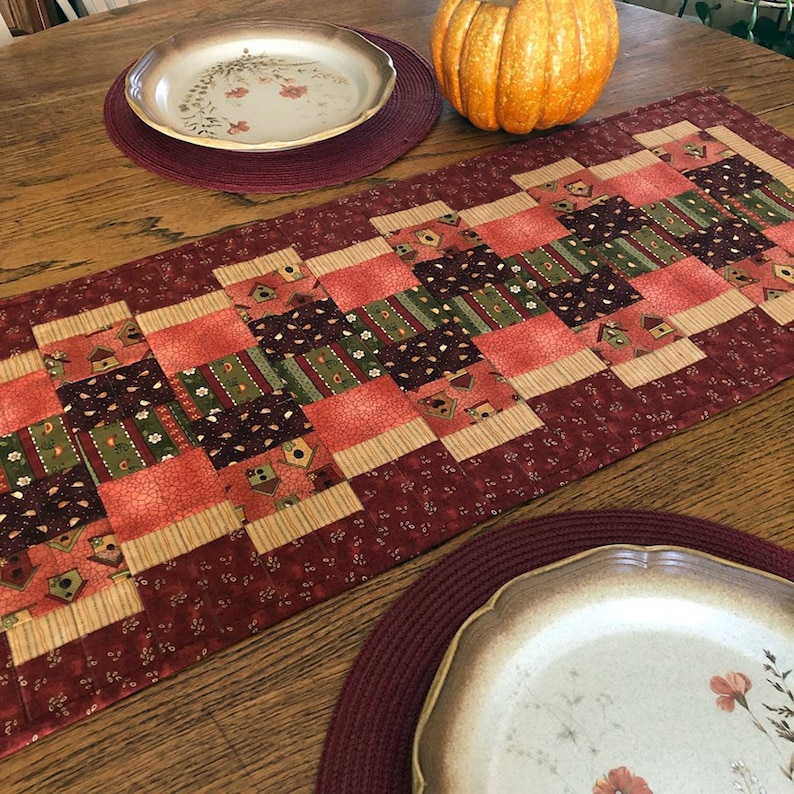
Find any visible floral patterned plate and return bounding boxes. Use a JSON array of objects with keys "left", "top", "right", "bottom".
[
  {"left": 412, "top": 545, "right": 794, "bottom": 793},
  {"left": 124, "top": 19, "right": 396, "bottom": 151}
]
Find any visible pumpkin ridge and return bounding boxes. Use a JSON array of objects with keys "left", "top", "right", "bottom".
[
  {"left": 441, "top": 0, "right": 482, "bottom": 116},
  {"left": 602, "top": 0, "right": 620, "bottom": 78},
  {"left": 557, "top": 0, "right": 619, "bottom": 125},
  {"left": 537, "top": 0, "right": 554, "bottom": 130},
  {"left": 430, "top": 0, "right": 461, "bottom": 100},
  {"left": 536, "top": 0, "right": 581, "bottom": 129},
  {"left": 554, "top": 0, "right": 588, "bottom": 126},
  {"left": 429, "top": 0, "right": 619, "bottom": 134},
  {"left": 564, "top": 0, "right": 589, "bottom": 123},
  {"left": 460, "top": 1, "right": 511, "bottom": 130},
  {"left": 554, "top": 0, "right": 597, "bottom": 127},
  {"left": 496, "top": 0, "right": 550, "bottom": 134}
]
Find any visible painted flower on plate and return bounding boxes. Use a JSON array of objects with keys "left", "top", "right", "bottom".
[
  {"left": 593, "top": 766, "right": 653, "bottom": 794},
  {"left": 710, "top": 671, "right": 752, "bottom": 711},
  {"left": 225, "top": 87, "right": 249, "bottom": 99},
  {"left": 228, "top": 120, "right": 250, "bottom": 135},
  {"left": 280, "top": 84, "right": 308, "bottom": 99}
]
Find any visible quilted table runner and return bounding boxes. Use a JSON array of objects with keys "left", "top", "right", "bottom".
[{"left": 0, "top": 88, "right": 792, "bottom": 756}]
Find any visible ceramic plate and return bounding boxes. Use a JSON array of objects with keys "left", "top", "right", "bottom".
[
  {"left": 125, "top": 19, "right": 396, "bottom": 151},
  {"left": 413, "top": 545, "right": 794, "bottom": 793}
]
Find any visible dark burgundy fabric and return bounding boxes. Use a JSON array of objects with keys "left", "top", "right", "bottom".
[
  {"left": 317, "top": 509, "right": 794, "bottom": 794},
  {"left": 103, "top": 31, "right": 442, "bottom": 193}
]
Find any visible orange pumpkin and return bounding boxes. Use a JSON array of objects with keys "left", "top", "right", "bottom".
[{"left": 430, "top": 0, "right": 619, "bottom": 134}]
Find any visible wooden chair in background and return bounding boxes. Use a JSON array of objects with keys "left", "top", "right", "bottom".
[
  {"left": 1, "top": 13, "right": 11, "bottom": 42},
  {"left": 0, "top": 0, "right": 57, "bottom": 35},
  {"left": 0, "top": 0, "right": 147, "bottom": 36},
  {"left": 0, "top": 0, "right": 78, "bottom": 40}
]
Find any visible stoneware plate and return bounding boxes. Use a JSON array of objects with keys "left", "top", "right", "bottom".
[
  {"left": 125, "top": 19, "right": 396, "bottom": 151},
  {"left": 413, "top": 545, "right": 794, "bottom": 793}
]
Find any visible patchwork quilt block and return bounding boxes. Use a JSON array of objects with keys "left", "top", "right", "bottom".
[{"left": 0, "top": 89, "right": 792, "bottom": 756}]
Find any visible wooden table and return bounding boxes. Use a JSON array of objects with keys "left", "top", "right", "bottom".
[{"left": 0, "top": 1, "right": 792, "bottom": 791}]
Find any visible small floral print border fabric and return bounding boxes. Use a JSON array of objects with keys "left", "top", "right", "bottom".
[{"left": 0, "top": 88, "right": 792, "bottom": 757}]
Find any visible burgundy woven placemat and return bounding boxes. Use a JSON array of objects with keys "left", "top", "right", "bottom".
[
  {"left": 103, "top": 30, "right": 441, "bottom": 193},
  {"left": 317, "top": 509, "right": 794, "bottom": 794}
]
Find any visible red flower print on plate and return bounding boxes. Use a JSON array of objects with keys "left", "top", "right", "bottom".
[
  {"left": 710, "top": 653, "right": 794, "bottom": 784},
  {"left": 225, "top": 86, "right": 249, "bottom": 99},
  {"left": 710, "top": 671, "right": 752, "bottom": 711},
  {"left": 228, "top": 120, "right": 250, "bottom": 135},
  {"left": 280, "top": 84, "right": 307, "bottom": 99},
  {"left": 593, "top": 766, "right": 653, "bottom": 794}
]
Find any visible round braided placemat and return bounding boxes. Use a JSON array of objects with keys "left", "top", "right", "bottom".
[
  {"left": 317, "top": 509, "right": 794, "bottom": 793},
  {"left": 103, "top": 31, "right": 441, "bottom": 194}
]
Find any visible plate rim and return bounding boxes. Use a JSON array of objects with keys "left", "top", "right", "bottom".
[
  {"left": 123, "top": 18, "right": 397, "bottom": 152},
  {"left": 411, "top": 542, "right": 794, "bottom": 793}
]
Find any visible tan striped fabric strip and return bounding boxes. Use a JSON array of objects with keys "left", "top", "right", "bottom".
[
  {"left": 305, "top": 237, "right": 395, "bottom": 277},
  {"left": 245, "top": 482, "right": 363, "bottom": 553},
  {"left": 369, "top": 200, "right": 455, "bottom": 235},
  {"left": 136, "top": 291, "right": 233, "bottom": 335},
  {"left": 6, "top": 607, "right": 80, "bottom": 667},
  {"left": 508, "top": 349, "right": 607, "bottom": 399},
  {"left": 611, "top": 338, "right": 706, "bottom": 389},
  {"left": 760, "top": 291, "right": 794, "bottom": 326},
  {"left": 333, "top": 418, "right": 438, "bottom": 479},
  {"left": 212, "top": 248, "right": 303, "bottom": 286},
  {"left": 670, "top": 289, "right": 755, "bottom": 337},
  {"left": 511, "top": 158, "right": 585, "bottom": 190},
  {"left": 459, "top": 192, "right": 539, "bottom": 227},
  {"left": 589, "top": 149, "right": 662, "bottom": 181},
  {"left": 121, "top": 501, "right": 241, "bottom": 575},
  {"left": 632, "top": 120, "right": 702, "bottom": 149},
  {"left": 6, "top": 576, "right": 143, "bottom": 666},
  {"left": 32, "top": 301, "right": 132, "bottom": 348},
  {"left": 70, "top": 577, "right": 144, "bottom": 642},
  {"left": 442, "top": 402, "right": 544, "bottom": 462},
  {"left": 0, "top": 350, "right": 45, "bottom": 384}
]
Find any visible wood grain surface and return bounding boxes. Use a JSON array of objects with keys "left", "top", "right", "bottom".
[{"left": 0, "top": 1, "right": 792, "bottom": 791}]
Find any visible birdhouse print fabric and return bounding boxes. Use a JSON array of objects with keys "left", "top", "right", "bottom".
[{"left": 0, "top": 88, "right": 792, "bottom": 756}]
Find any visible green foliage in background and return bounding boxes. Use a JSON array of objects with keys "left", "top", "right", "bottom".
[
  {"left": 695, "top": 1, "right": 721, "bottom": 25},
  {"left": 728, "top": 0, "right": 794, "bottom": 57}
]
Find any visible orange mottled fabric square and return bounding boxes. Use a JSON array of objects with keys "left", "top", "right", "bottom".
[
  {"left": 319, "top": 254, "right": 420, "bottom": 313},
  {"left": 474, "top": 313, "right": 587, "bottom": 377},
  {"left": 477, "top": 204, "right": 571, "bottom": 258},
  {"left": 0, "top": 371, "right": 63, "bottom": 437},
  {"left": 145, "top": 308, "right": 257, "bottom": 376},
  {"left": 302, "top": 377, "right": 421, "bottom": 453},
  {"left": 632, "top": 256, "right": 732, "bottom": 316},
  {"left": 99, "top": 448, "right": 228, "bottom": 542}
]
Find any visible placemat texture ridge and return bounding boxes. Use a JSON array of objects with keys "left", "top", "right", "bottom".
[
  {"left": 104, "top": 30, "right": 442, "bottom": 193},
  {"left": 317, "top": 509, "right": 794, "bottom": 793}
]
